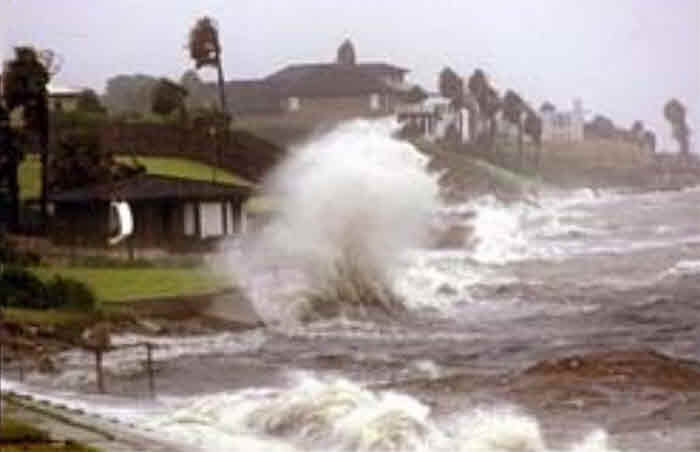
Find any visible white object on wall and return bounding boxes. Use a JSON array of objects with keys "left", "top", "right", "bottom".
[{"left": 108, "top": 201, "right": 134, "bottom": 245}]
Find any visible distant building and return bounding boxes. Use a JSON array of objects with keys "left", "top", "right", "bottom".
[
  {"left": 47, "top": 84, "right": 83, "bottom": 113},
  {"left": 396, "top": 95, "right": 470, "bottom": 142},
  {"left": 217, "top": 40, "right": 416, "bottom": 122},
  {"left": 540, "top": 99, "right": 585, "bottom": 143}
]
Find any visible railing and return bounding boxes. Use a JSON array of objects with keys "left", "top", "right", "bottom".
[{"left": 0, "top": 339, "right": 158, "bottom": 397}]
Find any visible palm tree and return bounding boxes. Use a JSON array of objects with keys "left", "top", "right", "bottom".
[
  {"left": 188, "top": 16, "right": 228, "bottom": 118},
  {"left": 664, "top": 99, "right": 689, "bottom": 155},
  {"left": 524, "top": 109, "right": 543, "bottom": 169},
  {"left": 468, "top": 69, "right": 500, "bottom": 151},
  {"left": 503, "top": 90, "right": 526, "bottom": 167},
  {"left": 2, "top": 47, "right": 51, "bottom": 228},
  {"left": 439, "top": 67, "right": 464, "bottom": 143},
  {"left": 643, "top": 130, "right": 656, "bottom": 154},
  {"left": 630, "top": 120, "right": 644, "bottom": 148}
]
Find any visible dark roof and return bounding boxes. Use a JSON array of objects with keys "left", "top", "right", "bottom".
[
  {"left": 266, "top": 63, "right": 408, "bottom": 84},
  {"left": 50, "top": 174, "right": 252, "bottom": 203},
  {"left": 219, "top": 61, "right": 409, "bottom": 111},
  {"left": 224, "top": 80, "right": 282, "bottom": 115},
  {"left": 278, "top": 65, "right": 393, "bottom": 97}
]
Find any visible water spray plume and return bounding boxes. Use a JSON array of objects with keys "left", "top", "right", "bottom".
[{"left": 240, "top": 119, "right": 440, "bottom": 324}]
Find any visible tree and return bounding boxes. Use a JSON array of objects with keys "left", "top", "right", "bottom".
[
  {"left": 664, "top": 98, "right": 690, "bottom": 155},
  {"left": 643, "top": 130, "right": 656, "bottom": 154},
  {"left": 439, "top": 67, "right": 465, "bottom": 143},
  {"left": 483, "top": 87, "right": 501, "bottom": 151},
  {"left": 524, "top": 109, "right": 543, "bottom": 168},
  {"left": 337, "top": 39, "right": 356, "bottom": 65},
  {"left": 502, "top": 90, "right": 526, "bottom": 166},
  {"left": 468, "top": 69, "right": 500, "bottom": 150},
  {"left": 402, "top": 85, "right": 428, "bottom": 104},
  {"left": 629, "top": 120, "right": 645, "bottom": 148},
  {"left": 585, "top": 115, "right": 616, "bottom": 139},
  {"left": 188, "top": 16, "right": 228, "bottom": 118},
  {"left": 2, "top": 47, "right": 52, "bottom": 227},
  {"left": 0, "top": 103, "right": 22, "bottom": 231},
  {"left": 151, "top": 78, "right": 188, "bottom": 120},
  {"left": 539, "top": 101, "right": 556, "bottom": 114},
  {"left": 103, "top": 74, "right": 159, "bottom": 115},
  {"left": 76, "top": 89, "right": 106, "bottom": 114},
  {"left": 50, "top": 128, "right": 144, "bottom": 192},
  {"left": 180, "top": 69, "right": 214, "bottom": 111}
]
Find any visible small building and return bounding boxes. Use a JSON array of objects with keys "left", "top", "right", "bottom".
[
  {"left": 47, "top": 84, "right": 83, "bottom": 113},
  {"left": 396, "top": 95, "right": 470, "bottom": 142},
  {"left": 540, "top": 99, "right": 585, "bottom": 143},
  {"left": 49, "top": 173, "right": 253, "bottom": 253}
]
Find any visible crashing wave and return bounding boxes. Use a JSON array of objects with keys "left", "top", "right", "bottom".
[{"left": 150, "top": 376, "right": 625, "bottom": 452}]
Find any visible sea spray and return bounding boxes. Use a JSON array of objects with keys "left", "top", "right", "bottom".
[
  {"left": 148, "top": 376, "right": 626, "bottom": 452},
  {"left": 236, "top": 119, "right": 440, "bottom": 324}
]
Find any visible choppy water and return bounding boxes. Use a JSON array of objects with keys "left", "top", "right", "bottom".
[{"left": 5, "top": 124, "right": 700, "bottom": 451}]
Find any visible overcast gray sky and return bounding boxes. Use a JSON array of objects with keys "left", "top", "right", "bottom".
[{"left": 3, "top": 0, "right": 699, "bottom": 151}]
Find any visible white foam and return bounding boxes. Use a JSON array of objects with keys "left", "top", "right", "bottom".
[
  {"left": 227, "top": 118, "right": 441, "bottom": 324},
  {"left": 142, "top": 376, "right": 625, "bottom": 452}
]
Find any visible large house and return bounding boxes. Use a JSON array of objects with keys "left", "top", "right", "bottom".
[{"left": 221, "top": 40, "right": 414, "bottom": 121}]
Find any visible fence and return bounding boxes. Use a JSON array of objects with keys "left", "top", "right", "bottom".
[{"left": 0, "top": 339, "right": 158, "bottom": 397}]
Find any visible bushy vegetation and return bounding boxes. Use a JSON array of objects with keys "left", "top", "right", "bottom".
[
  {"left": 44, "top": 276, "right": 98, "bottom": 310},
  {"left": 0, "top": 266, "right": 96, "bottom": 310}
]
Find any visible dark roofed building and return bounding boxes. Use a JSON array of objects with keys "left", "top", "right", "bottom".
[
  {"left": 218, "top": 40, "right": 414, "bottom": 121},
  {"left": 49, "top": 173, "right": 253, "bottom": 253}
]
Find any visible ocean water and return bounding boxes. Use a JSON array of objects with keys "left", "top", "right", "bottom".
[{"left": 6, "top": 120, "right": 700, "bottom": 451}]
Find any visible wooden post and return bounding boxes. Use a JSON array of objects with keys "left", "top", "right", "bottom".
[
  {"left": 95, "top": 349, "right": 105, "bottom": 394},
  {"left": 146, "top": 343, "right": 155, "bottom": 398},
  {"left": 18, "top": 355, "right": 24, "bottom": 382}
]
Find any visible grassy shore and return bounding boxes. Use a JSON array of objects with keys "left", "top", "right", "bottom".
[{"left": 30, "top": 266, "right": 231, "bottom": 303}]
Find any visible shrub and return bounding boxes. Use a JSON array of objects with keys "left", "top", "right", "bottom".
[
  {"left": 0, "top": 267, "right": 97, "bottom": 310},
  {"left": 45, "top": 276, "right": 97, "bottom": 311},
  {"left": 0, "top": 265, "right": 47, "bottom": 309}
]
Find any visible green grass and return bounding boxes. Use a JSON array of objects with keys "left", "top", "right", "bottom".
[
  {"left": 18, "top": 154, "right": 254, "bottom": 201},
  {"left": 0, "top": 419, "right": 97, "bottom": 450},
  {"left": 18, "top": 154, "right": 41, "bottom": 200},
  {"left": 0, "top": 409, "right": 99, "bottom": 451},
  {"left": 0, "top": 417, "right": 50, "bottom": 443},
  {"left": 116, "top": 155, "right": 255, "bottom": 188},
  {"left": 30, "top": 267, "right": 231, "bottom": 302},
  {"left": 1, "top": 307, "right": 97, "bottom": 328}
]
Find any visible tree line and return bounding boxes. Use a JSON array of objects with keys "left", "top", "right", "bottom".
[{"left": 436, "top": 66, "right": 692, "bottom": 164}]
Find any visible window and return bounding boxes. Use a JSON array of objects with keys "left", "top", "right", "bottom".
[
  {"left": 184, "top": 203, "right": 195, "bottom": 236},
  {"left": 370, "top": 93, "right": 380, "bottom": 111},
  {"left": 288, "top": 97, "right": 300, "bottom": 111},
  {"left": 200, "top": 202, "right": 224, "bottom": 237}
]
